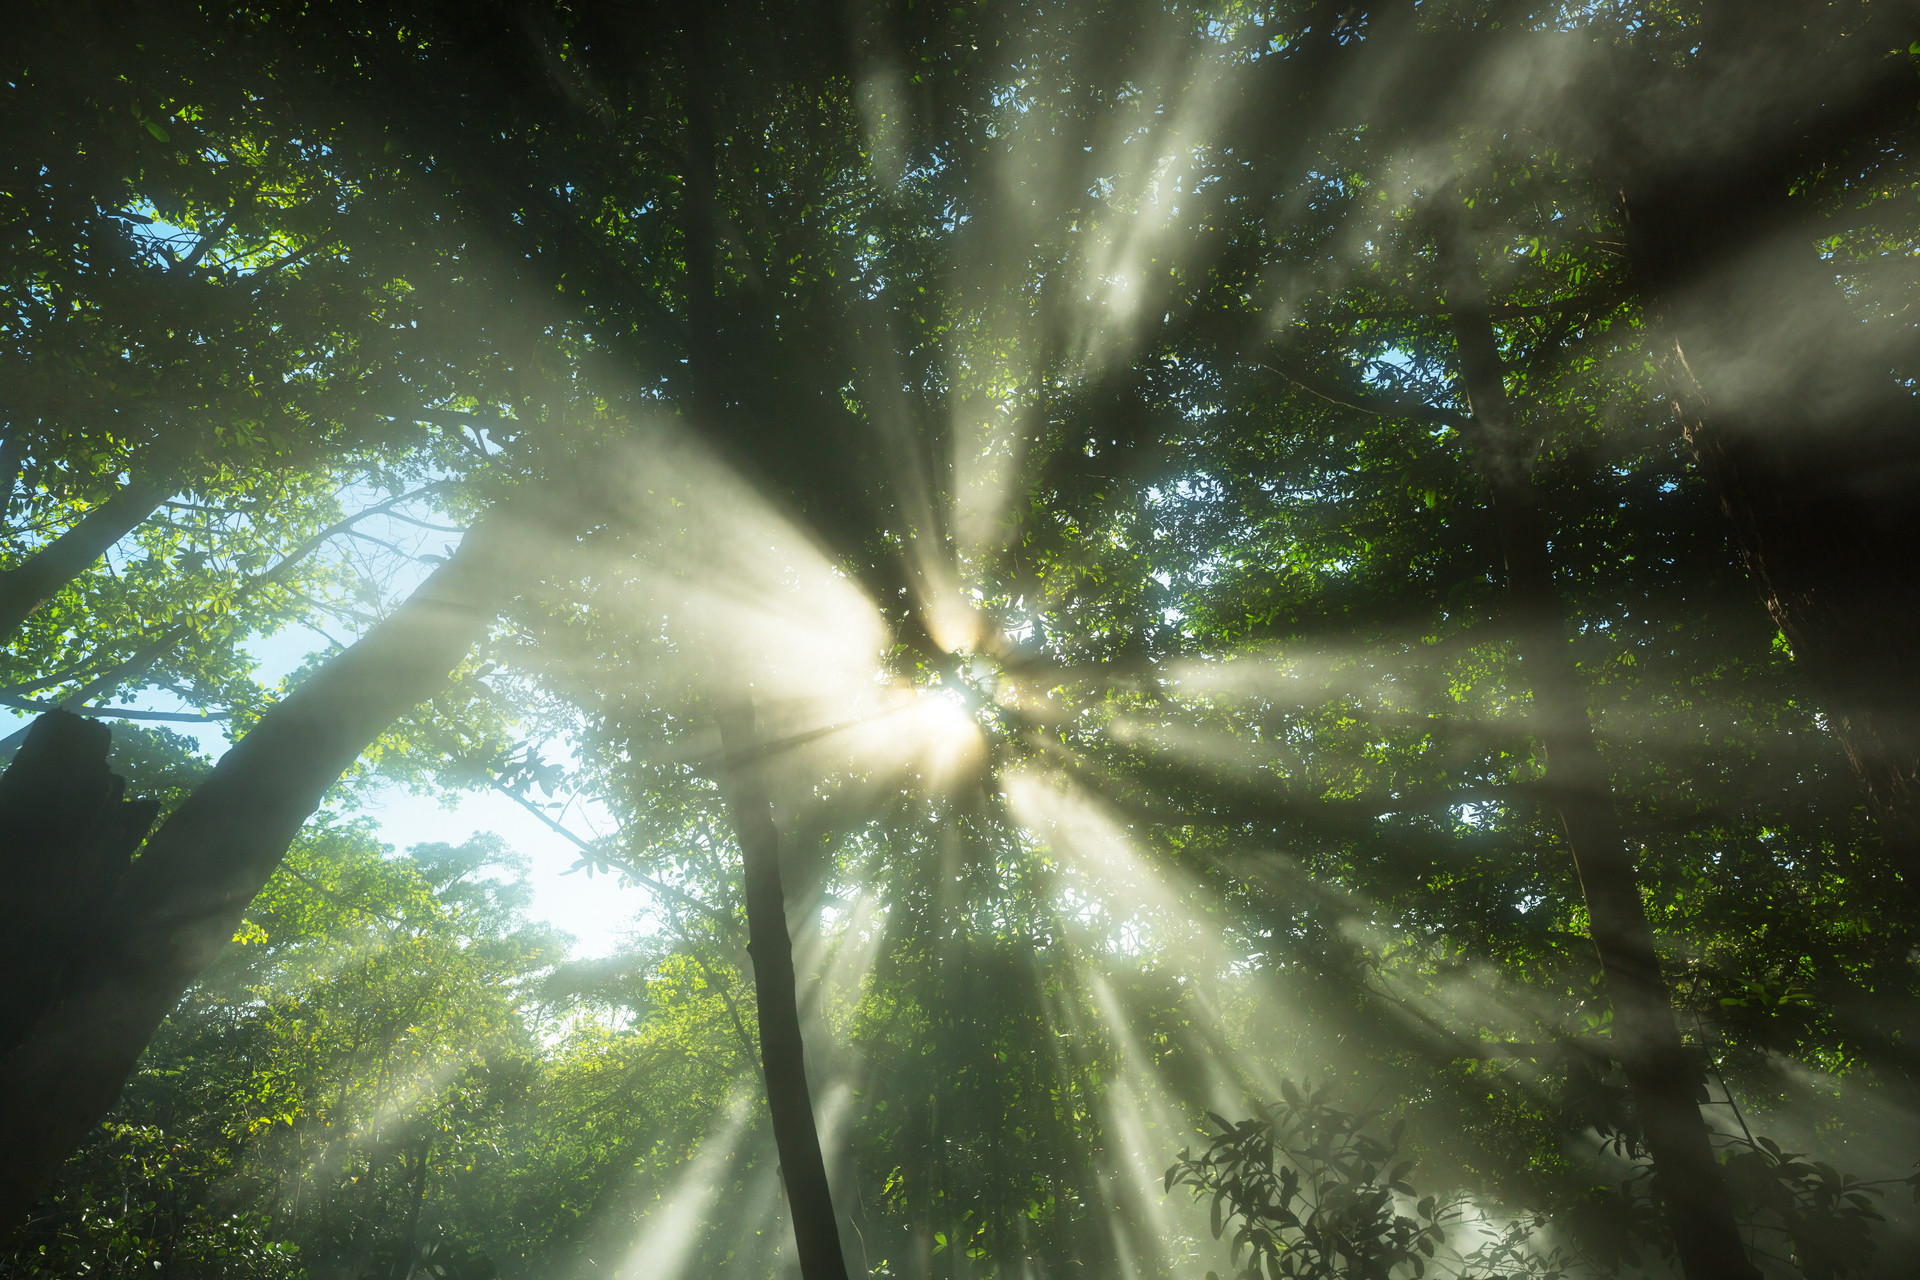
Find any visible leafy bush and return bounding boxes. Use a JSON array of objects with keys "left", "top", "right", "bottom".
[
  {"left": 1168, "top": 1084, "right": 1908, "bottom": 1280},
  {"left": 1166, "top": 1082, "right": 1452, "bottom": 1280}
]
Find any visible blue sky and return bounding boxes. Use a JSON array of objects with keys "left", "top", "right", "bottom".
[{"left": 2, "top": 612, "right": 645, "bottom": 959}]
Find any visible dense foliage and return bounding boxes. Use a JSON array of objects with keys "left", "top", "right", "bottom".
[{"left": 5, "top": 1, "right": 1920, "bottom": 1278}]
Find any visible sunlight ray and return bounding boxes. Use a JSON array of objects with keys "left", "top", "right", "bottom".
[
  {"left": 610, "top": 1076, "right": 763, "bottom": 1280},
  {"left": 1082, "top": 969, "right": 1222, "bottom": 1278},
  {"left": 1002, "top": 766, "right": 1237, "bottom": 976}
]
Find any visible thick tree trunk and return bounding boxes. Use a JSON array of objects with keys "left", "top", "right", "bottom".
[
  {"left": 0, "top": 505, "right": 545, "bottom": 1231},
  {"left": 0, "top": 430, "right": 26, "bottom": 527},
  {"left": 1616, "top": 7, "right": 1920, "bottom": 877},
  {"left": 1656, "top": 328, "right": 1920, "bottom": 864},
  {"left": 0, "top": 472, "right": 172, "bottom": 644},
  {"left": 716, "top": 702, "right": 851, "bottom": 1280},
  {"left": 1441, "top": 232, "right": 1759, "bottom": 1280},
  {"left": 0, "top": 711, "right": 157, "bottom": 1057}
]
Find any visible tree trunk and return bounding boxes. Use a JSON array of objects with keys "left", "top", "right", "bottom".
[
  {"left": 0, "top": 711, "right": 157, "bottom": 1057},
  {"left": 394, "top": 1136, "right": 433, "bottom": 1280},
  {"left": 716, "top": 701, "right": 852, "bottom": 1280},
  {"left": 0, "top": 503, "right": 549, "bottom": 1231},
  {"left": 0, "top": 472, "right": 172, "bottom": 645},
  {"left": 1440, "top": 229, "right": 1759, "bottom": 1280},
  {"left": 1616, "top": 6, "right": 1920, "bottom": 879},
  {"left": 675, "top": 12, "right": 849, "bottom": 1273},
  {"left": 1656, "top": 329, "right": 1920, "bottom": 867},
  {"left": 0, "top": 430, "right": 26, "bottom": 527}
]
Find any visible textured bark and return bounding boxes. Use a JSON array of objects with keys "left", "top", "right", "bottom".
[
  {"left": 0, "top": 711, "right": 157, "bottom": 1058},
  {"left": 0, "top": 431, "right": 26, "bottom": 526},
  {"left": 1441, "top": 230, "right": 1759, "bottom": 1280},
  {"left": 1617, "top": 7, "right": 1920, "bottom": 875},
  {"left": 716, "top": 702, "right": 852, "bottom": 1280},
  {"left": 0, "top": 507, "right": 542, "bottom": 1230},
  {"left": 395, "top": 1136, "right": 433, "bottom": 1280},
  {"left": 0, "top": 472, "right": 172, "bottom": 644},
  {"left": 1657, "top": 332, "right": 1920, "bottom": 861}
]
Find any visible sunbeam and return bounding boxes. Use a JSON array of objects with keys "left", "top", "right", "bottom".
[
  {"left": 13, "top": 5, "right": 1920, "bottom": 1278},
  {"left": 610, "top": 1079, "right": 763, "bottom": 1280}
]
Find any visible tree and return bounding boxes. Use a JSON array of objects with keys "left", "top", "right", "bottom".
[
  {"left": 3, "top": 0, "right": 542, "bottom": 658},
  {"left": 5, "top": 5, "right": 1920, "bottom": 1280},
  {"left": 0, "top": 487, "right": 587, "bottom": 1227},
  {"left": 1608, "top": 1, "right": 1920, "bottom": 864},
  {"left": 1, "top": 817, "right": 559, "bottom": 1280}
]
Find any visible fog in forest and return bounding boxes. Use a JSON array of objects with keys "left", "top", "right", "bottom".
[{"left": 5, "top": 3, "right": 1920, "bottom": 1279}]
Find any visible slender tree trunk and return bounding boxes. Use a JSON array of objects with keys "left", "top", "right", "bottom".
[
  {"left": 0, "top": 503, "right": 549, "bottom": 1231},
  {"left": 1440, "top": 229, "right": 1759, "bottom": 1280},
  {"left": 715, "top": 701, "right": 852, "bottom": 1280},
  {"left": 0, "top": 472, "right": 172, "bottom": 645},
  {"left": 673, "top": 9, "right": 851, "bottom": 1274},
  {"left": 394, "top": 1136, "right": 432, "bottom": 1280}
]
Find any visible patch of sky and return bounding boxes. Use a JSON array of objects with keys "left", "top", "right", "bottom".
[
  {"left": 109, "top": 199, "right": 341, "bottom": 280},
  {"left": 2, "top": 477, "right": 643, "bottom": 957},
  {"left": 1363, "top": 345, "right": 1420, "bottom": 386},
  {"left": 1454, "top": 801, "right": 1496, "bottom": 828}
]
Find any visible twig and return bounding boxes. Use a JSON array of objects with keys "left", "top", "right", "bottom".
[
  {"left": 1255, "top": 356, "right": 1468, "bottom": 428},
  {"left": 0, "top": 694, "right": 225, "bottom": 723},
  {"left": 490, "top": 780, "right": 737, "bottom": 930}
]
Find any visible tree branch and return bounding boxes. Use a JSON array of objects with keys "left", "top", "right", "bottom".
[
  {"left": 1256, "top": 356, "right": 1467, "bottom": 428},
  {"left": 488, "top": 779, "right": 737, "bottom": 931}
]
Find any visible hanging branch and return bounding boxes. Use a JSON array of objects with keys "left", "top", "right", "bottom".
[
  {"left": 0, "top": 696, "right": 224, "bottom": 724},
  {"left": 1256, "top": 354, "right": 1469, "bottom": 428}
]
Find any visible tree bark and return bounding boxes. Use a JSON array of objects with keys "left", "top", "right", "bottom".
[
  {"left": 716, "top": 701, "right": 852, "bottom": 1280},
  {"left": 1440, "top": 229, "right": 1759, "bottom": 1280},
  {"left": 675, "top": 11, "right": 849, "bottom": 1272},
  {"left": 0, "top": 711, "right": 157, "bottom": 1058},
  {"left": 0, "top": 503, "right": 548, "bottom": 1231},
  {"left": 1615, "top": 8, "right": 1920, "bottom": 878},
  {"left": 394, "top": 1135, "right": 433, "bottom": 1280},
  {"left": 0, "top": 472, "right": 172, "bottom": 645},
  {"left": 0, "top": 430, "right": 26, "bottom": 527}
]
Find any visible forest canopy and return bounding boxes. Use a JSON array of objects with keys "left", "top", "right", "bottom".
[{"left": 4, "top": 2, "right": 1920, "bottom": 1279}]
